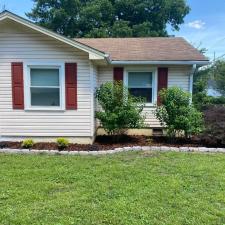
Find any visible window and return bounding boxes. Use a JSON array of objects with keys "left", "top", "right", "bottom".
[
  {"left": 128, "top": 71, "right": 153, "bottom": 103},
  {"left": 25, "top": 64, "right": 64, "bottom": 110}
]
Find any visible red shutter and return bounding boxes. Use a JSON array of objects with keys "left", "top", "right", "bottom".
[
  {"left": 113, "top": 67, "right": 123, "bottom": 81},
  {"left": 11, "top": 62, "right": 24, "bottom": 109},
  {"left": 65, "top": 63, "right": 77, "bottom": 110},
  {"left": 157, "top": 68, "right": 168, "bottom": 105}
]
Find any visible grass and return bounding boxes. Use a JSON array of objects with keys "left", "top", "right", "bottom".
[{"left": 0, "top": 152, "right": 225, "bottom": 225}]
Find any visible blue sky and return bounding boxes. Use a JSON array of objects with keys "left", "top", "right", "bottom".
[{"left": 0, "top": 0, "right": 224, "bottom": 61}]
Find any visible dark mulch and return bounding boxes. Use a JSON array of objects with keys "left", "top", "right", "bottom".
[{"left": 0, "top": 135, "right": 223, "bottom": 151}]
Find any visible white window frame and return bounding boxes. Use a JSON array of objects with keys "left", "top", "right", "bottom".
[
  {"left": 24, "top": 62, "right": 65, "bottom": 111},
  {"left": 124, "top": 67, "right": 157, "bottom": 107}
]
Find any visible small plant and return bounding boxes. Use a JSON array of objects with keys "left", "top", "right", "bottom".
[
  {"left": 56, "top": 138, "right": 69, "bottom": 150},
  {"left": 22, "top": 139, "right": 34, "bottom": 149}
]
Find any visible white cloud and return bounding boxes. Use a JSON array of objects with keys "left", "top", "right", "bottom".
[{"left": 186, "top": 20, "right": 206, "bottom": 29}]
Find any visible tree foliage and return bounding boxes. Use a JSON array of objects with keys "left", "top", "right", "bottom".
[
  {"left": 95, "top": 81, "right": 145, "bottom": 136},
  {"left": 27, "top": 0, "right": 190, "bottom": 38},
  {"left": 192, "top": 60, "right": 225, "bottom": 110},
  {"left": 155, "top": 87, "right": 203, "bottom": 139},
  {"left": 213, "top": 60, "right": 225, "bottom": 96}
]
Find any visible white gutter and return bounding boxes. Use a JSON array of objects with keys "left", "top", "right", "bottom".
[{"left": 111, "top": 60, "right": 209, "bottom": 65}]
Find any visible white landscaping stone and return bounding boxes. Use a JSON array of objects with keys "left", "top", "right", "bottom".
[
  {"left": 170, "top": 147, "right": 180, "bottom": 152},
  {"left": 207, "top": 148, "right": 217, "bottom": 152},
  {"left": 37, "top": 150, "right": 50, "bottom": 154},
  {"left": 68, "top": 151, "right": 79, "bottom": 155},
  {"left": 188, "top": 147, "right": 198, "bottom": 152},
  {"left": 19, "top": 149, "right": 30, "bottom": 154},
  {"left": 0, "top": 149, "right": 10, "bottom": 153},
  {"left": 0, "top": 149, "right": 6, "bottom": 153},
  {"left": 179, "top": 147, "right": 190, "bottom": 152},
  {"left": 78, "top": 151, "right": 89, "bottom": 155},
  {"left": 88, "top": 151, "right": 99, "bottom": 155},
  {"left": 106, "top": 150, "right": 115, "bottom": 154},
  {"left": 123, "top": 147, "right": 132, "bottom": 151},
  {"left": 58, "top": 151, "right": 69, "bottom": 155},
  {"left": 151, "top": 146, "right": 161, "bottom": 151},
  {"left": 141, "top": 146, "right": 151, "bottom": 151},
  {"left": 48, "top": 150, "right": 59, "bottom": 155},
  {"left": 30, "top": 150, "right": 42, "bottom": 154},
  {"left": 5, "top": 149, "right": 20, "bottom": 154},
  {"left": 112, "top": 150, "right": 120, "bottom": 154},
  {"left": 160, "top": 146, "right": 170, "bottom": 151},
  {"left": 114, "top": 147, "right": 123, "bottom": 151},
  {"left": 216, "top": 148, "right": 225, "bottom": 153},
  {"left": 132, "top": 146, "right": 142, "bottom": 151},
  {"left": 97, "top": 151, "right": 108, "bottom": 155},
  {"left": 198, "top": 147, "right": 209, "bottom": 152}
]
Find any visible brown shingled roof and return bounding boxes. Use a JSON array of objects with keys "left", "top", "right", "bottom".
[{"left": 75, "top": 37, "right": 208, "bottom": 61}]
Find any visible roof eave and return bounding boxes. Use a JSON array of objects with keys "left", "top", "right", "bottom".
[{"left": 111, "top": 60, "right": 210, "bottom": 65}]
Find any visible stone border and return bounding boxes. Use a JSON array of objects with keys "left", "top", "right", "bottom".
[{"left": 0, "top": 146, "right": 225, "bottom": 155}]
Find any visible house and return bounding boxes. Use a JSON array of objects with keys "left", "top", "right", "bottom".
[{"left": 0, "top": 11, "right": 209, "bottom": 144}]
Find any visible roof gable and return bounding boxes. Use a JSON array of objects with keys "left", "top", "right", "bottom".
[{"left": 0, "top": 10, "right": 108, "bottom": 60}]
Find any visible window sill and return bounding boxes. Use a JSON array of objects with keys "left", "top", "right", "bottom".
[
  {"left": 144, "top": 103, "right": 156, "bottom": 108},
  {"left": 25, "top": 108, "right": 66, "bottom": 112}
]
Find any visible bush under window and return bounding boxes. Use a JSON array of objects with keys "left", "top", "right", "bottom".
[
  {"left": 155, "top": 87, "right": 203, "bottom": 139},
  {"left": 95, "top": 81, "right": 145, "bottom": 137}
]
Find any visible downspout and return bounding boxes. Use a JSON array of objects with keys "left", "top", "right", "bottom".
[{"left": 189, "top": 64, "right": 196, "bottom": 103}]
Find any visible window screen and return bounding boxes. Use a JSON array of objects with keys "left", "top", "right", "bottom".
[
  {"left": 128, "top": 72, "right": 153, "bottom": 103},
  {"left": 30, "top": 68, "right": 60, "bottom": 107}
]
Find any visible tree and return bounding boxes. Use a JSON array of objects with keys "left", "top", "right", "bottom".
[
  {"left": 213, "top": 60, "right": 225, "bottom": 96},
  {"left": 155, "top": 87, "right": 203, "bottom": 139},
  {"left": 192, "top": 60, "right": 225, "bottom": 110},
  {"left": 27, "top": 0, "right": 190, "bottom": 38},
  {"left": 95, "top": 81, "right": 145, "bottom": 137},
  {"left": 192, "top": 66, "right": 212, "bottom": 110}
]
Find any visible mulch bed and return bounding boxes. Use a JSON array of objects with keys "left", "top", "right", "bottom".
[{"left": 0, "top": 135, "right": 224, "bottom": 151}]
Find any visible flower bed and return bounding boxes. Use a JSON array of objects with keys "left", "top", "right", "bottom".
[{"left": 0, "top": 135, "right": 224, "bottom": 152}]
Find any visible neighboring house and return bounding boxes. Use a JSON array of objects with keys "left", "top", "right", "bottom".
[{"left": 0, "top": 11, "right": 209, "bottom": 144}]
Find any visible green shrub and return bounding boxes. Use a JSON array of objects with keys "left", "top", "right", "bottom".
[
  {"left": 56, "top": 138, "right": 69, "bottom": 150},
  {"left": 155, "top": 87, "right": 203, "bottom": 139},
  {"left": 193, "top": 80, "right": 225, "bottom": 110},
  {"left": 193, "top": 80, "right": 212, "bottom": 110},
  {"left": 95, "top": 81, "right": 145, "bottom": 136},
  {"left": 210, "top": 96, "right": 225, "bottom": 105},
  {"left": 22, "top": 139, "right": 34, "bottom": 149}
]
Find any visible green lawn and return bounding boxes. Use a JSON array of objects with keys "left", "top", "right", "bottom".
[{"left": 0, "top": 152, "right": 225, "bottom": 225}]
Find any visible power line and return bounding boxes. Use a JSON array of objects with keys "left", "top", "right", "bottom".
[{"left": 209, "top": 36, "right": 225, "bottom": 49}]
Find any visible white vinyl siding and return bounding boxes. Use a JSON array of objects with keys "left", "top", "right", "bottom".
[
  {"left": 0, "top": 20, "right": 92, "bottom": 137},
  {"left": 98, "top": 66, "right": 114, "bottom": 86},
  {"left": 90, "top": 62, "right": 98, "bottom": 136},
  {"left": 97, "top": 65, "right": 192, "bottom": 128},
  {"left": 168, "top": 66, "right": 191, "bottom": 91}
]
